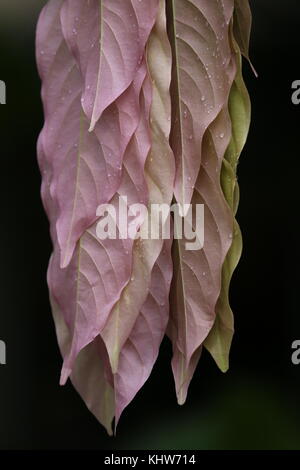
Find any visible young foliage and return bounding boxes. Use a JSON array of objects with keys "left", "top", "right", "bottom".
[{"left": 37, "top": 0, "right": 253, "bottom": 432}]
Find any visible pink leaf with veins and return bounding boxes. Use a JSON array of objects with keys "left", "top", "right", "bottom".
[
  {"left": 113, "top": 0, "right": 175, "bottom": 425},
  {"left": 37, "top": 0, "right": 153, "bottom": 269},
  {"left": 167, "top": 0, "right": 236, "bottom": 206},
  {"left": 50, "top": 60, "right": 152, "bottom": 384},
  {"left": 115, "top": 237, "right": 173, "bottom": 426},
  {"left": 36, "top": 0, "right": 252, "bottom": 432},
  {"left": 60, "top": 0, "right": 159, "bottom": 130},
  {"left": 168, "top": 109, "right": 235, "bottom": 404}
]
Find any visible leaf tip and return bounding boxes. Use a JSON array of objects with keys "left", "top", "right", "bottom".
[
  {"left": 60, "top": 366, "right": 72, "bottom": 386},
  {"left": 176, "top": 385, "right": 188, "bottom": 406},
  {"left": 59, "top": 248, "right": 72, "bottom": 270},
  {"left": 213, "top": 353, "right": 230, "bottom": 373},
  {"left": 177, "top": 396, "right": 186, "bottom": 406},
  {"left": 88, "top": 118, "right": 96, "bottom": 133}
]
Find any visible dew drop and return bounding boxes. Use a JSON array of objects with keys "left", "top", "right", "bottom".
[{"left": 219, "top": 133, "right": 225, "bottom": 139}]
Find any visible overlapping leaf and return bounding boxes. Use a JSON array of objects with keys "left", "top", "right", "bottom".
[
  {"left": 168, "top": 109, "right": 235, "bottom": 403},
  {"left": 166, "top": 0, "right": 236, "bottom": 206},
  {"left": 101, "top": 63, "right": 175, "bottom": 380},
  {"left": 61, "top": 0, "right": 159, "bottom": 131},
  {"left": 50, "top": 293, "right": 115, "bottom": 435},
  {"left": 38, "top": 0, "right": 160, "bottom": 269},
  {"left": 53, "top": 59, "right": 152, "bottom": 385},
  {"left": 233, "top": 0, "right": 252, "bottom": 62},
  {"left": 167, "top": 0, "right": 237, "bottom": 403},
  {"left": 114, "top": 0, "right": 174, "bottom": 424},
  {"left": 37, "top": 0, "right": 252, "bottom": 433},
  {"left": 204, "top": 31, "right": 251, "bottom": 371},
  {"left": 37, "top": 0, "right": 115, "bottom": 433}
]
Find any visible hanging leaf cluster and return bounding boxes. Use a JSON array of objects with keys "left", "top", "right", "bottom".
[{"left": 37, "top": 0, "right": 252, "bottom": 434}]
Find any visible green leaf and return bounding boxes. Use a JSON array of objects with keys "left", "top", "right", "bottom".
[{"left": 204, "top": 32, "right": 251, "bottom": 372}]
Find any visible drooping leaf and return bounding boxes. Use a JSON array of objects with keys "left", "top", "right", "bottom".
[
  {"left": 233, "top": 0, "right": 257, "bottom": 75},
  {"left": 166, "top": 0, "right": 236, "bottom": 206},
  {"left": 233, "top": 0, "right": 252, "bottom": 61},
  {"left": 52, "top": 60, "right": 152, "bottom": 385},
  {"left": 113, "top": 0, "right": 174, "bottom": 424},
  {"left": 101, "top": 60, "right": 175, "bottom": 375},
  {"left": 60, "top": 0, "right": 159, "bottom": 131},
  {"left": 37, "top": 0, "right": 152, "bottom": 391},
  {"left": 115, "top": 237, "right": 172, "bottom": 426},
  {"left": 168, "top": 107, "right": 235, "bottom": 404},
  {"left": 167, "top": 0, "right": 238, "bottom": 404},
  {"left": 37, "top": 0, "right": 155, "bottom": 269},
  {"left": 36, "top": 0, "right": 253, "bottom": 433},
  {"left": 204, "top": 32, "right": 251, "bottom": 372},
  {"left": 36, "top": 0, "right": 73, "bottom": 233},
  {"left": 50, "top": 293, "right": 115, "bottom": 435}
]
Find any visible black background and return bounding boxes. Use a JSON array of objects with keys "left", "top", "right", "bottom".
[{"left": 0, "top": 0, "right": 300, "bottom": 450}]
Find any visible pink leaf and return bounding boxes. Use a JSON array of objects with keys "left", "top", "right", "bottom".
[
  {"left": 50, "top": 294, "right": 115, "bottom": 434},
  {"left": 115, "top": 238, "right": 173, "bottom": 426},
  {"left": 37, "top": 0, "right": 151, "bottom": 268},
  {"left": 101, "top": 1, "right": 175, "bottom": 375},
  {"left": 51, "top": 60, "right": 152, "bottom": 384},
  {"left": 112, "top": 0, "right": 175, "bottom": 425},
  {"left": 36, "top": 0, "right": 252, "bottom": 432},
  {"left": 167, "top": 0, "right": 236, "bottom": 206},
  {"left": 168, "top": 109, "right": 235, "bottom": 404},
  {"left": 60, "top": 0, "right": 160, "bottom": 131}
]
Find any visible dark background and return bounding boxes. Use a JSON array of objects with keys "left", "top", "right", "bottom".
[{"left": 0, "top": 0, "right": 299, "bottom": 450}]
